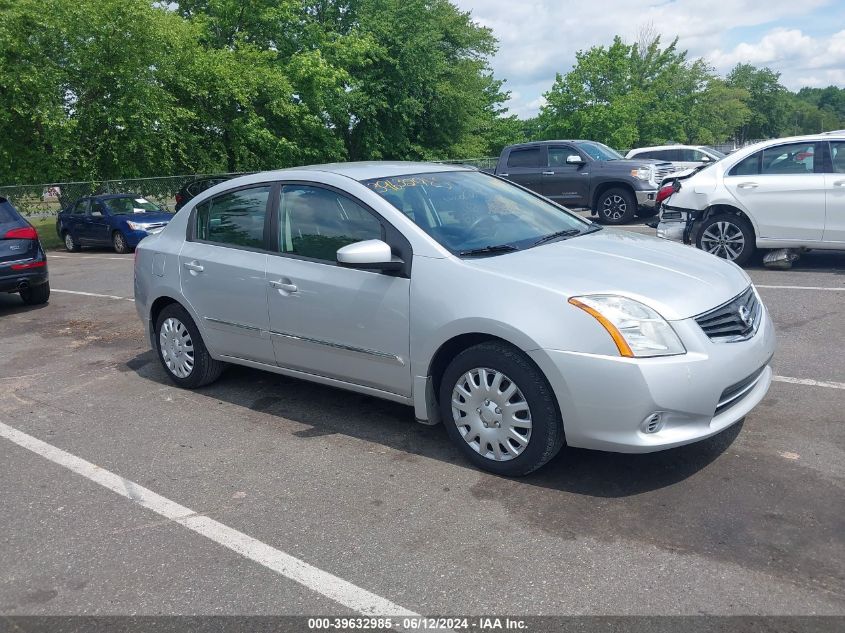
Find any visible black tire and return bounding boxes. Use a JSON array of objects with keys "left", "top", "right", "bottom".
[
  {"left": 154, "top": 303, "right": 225, "bottom": 388},
  {"left": 20, "top": 281, "right": 50, "bottom": 305},
  {"left": 112, "top": 230, "right": 131, "bottom": 254},
  {"left": 694, "top": 213, "right": 755, "bottom": 267},
  {"left": 596, "top": 187, "right": 637, "bottom": 224},
  {"left": 63, "top": 231, "right": 81, "bottom": 252},
  {"left": 439, "top": 341, "right": 564, "bottom": 476}
]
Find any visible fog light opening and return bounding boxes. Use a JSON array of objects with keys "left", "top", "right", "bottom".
[{"left": 641, "top": 412, "right": 665, "bottom": 434}]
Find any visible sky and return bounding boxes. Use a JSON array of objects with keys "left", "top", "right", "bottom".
[{"left": 451, "top": 0, "right": 845, "bottom": 119}]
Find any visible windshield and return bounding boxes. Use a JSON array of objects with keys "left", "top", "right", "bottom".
[
  {"left": 106, "top": 197, "right": 163, "bottom": 214},
  {"left": 705, "top": 148, "right": 727, "bottom": 159},
  {"left": 574, "top": 141, "right": 623, "bottom": 161},
  {"left": 362, "top": 171, "right": 595, "bottom": 255}
]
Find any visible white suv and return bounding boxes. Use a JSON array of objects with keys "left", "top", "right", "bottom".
[
  {"left": 626, "top": 145, "right": 725, "bottom": 170},
  {"left": 656, "top": 134, "right": 845, "bottom": 265}
]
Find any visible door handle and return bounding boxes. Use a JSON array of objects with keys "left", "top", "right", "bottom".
[
  {"left": 270, "top": 280, "right": 298, "bottom": 293},
  {"left": 499, "top": 173, "right": 509, "bottom": 177},
  {"left": 183, "top": 260, "right": 204, "bottom": 273},
  {"left": 542, "top": 171, "right": 555, "bottom": 176},
  {"left": 833, "top": 180, "right": 845, "bottom": 187},
  {"left": 738, "top": 182, "right": 758, "bottom": 189}
]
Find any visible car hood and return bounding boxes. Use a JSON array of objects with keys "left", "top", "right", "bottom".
[
  {"left": 468, "top": 229, "right": 751, "bottom": 320},
  {"left": 115, "top": 212, "right": 174, "bottom": 223}
]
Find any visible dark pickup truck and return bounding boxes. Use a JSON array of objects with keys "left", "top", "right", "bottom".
[{"left": 491, "top": 140, "right": 678, "bottom": 224}]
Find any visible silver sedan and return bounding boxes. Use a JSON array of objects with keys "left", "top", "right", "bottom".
[{"left": 134, "top": 162, "right": 776, "bottom": 476}]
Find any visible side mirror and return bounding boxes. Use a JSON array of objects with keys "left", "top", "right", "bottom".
[
  {"left": 700, "top": 155, "right": 711, "bottom": 162},
  {"left": 566, "top": 155, "right": 585, "bottom": 165},
  {"left": 337, "top": 239, "right": 404, "bottom": 272}
]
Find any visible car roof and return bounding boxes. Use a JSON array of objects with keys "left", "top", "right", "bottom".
[
  {"left": 249, "top": 161, "right": 474, "bottom": 182},
  {"left": 629, "top": 145, "right": 709, "bottom": 152}
]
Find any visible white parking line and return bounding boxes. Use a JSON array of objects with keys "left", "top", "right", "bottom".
[
  {"left": 52, "top": 289, "right": 135, "bottom": 302},
  {"left": 49, "top": 255, "right": 132, "bottom": 261},
  {"left": 773, "top": 375, "right": 845, "bottom": 390},
  {"left": 756, "top": 285, "right": 845, "bottom": 292},
  {"left": 0, "top": 421, "right": 418, "bottom": 619}
]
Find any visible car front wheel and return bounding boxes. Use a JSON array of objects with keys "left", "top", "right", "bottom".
[
  {"left": 155, "top": 304, "right": 225, "bottom": 388},
  {"left": 597, "top": 187, "right": 636, "bottom": 224},
  {"left": 64, "top": 232, "right": 81, "bottom": 252},
  {"left": 439, "top": 341, "right": 564, "bottom": 476},
  {"left": 694, "top": 214, "right": 755, "bottom": 266},
  {"left": 112, "top": 231, "right": 131, "bottom": 254}
]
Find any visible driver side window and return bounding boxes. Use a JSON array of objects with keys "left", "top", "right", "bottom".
[{"left": 279, "top": 185, "right": 383, "bottom": 262}]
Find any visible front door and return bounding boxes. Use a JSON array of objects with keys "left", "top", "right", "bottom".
[
  {"left": 544, "top": 146, "right": 590, "bottom": 206},
  {"left": 724, "top": 141, "right": 826, "bottom": 242},
  {"left": 266, "top": 183, "right": 411, "bottom": 397},
  {"left": 179, "top": 184, "right": 276, "bottom": 365}
]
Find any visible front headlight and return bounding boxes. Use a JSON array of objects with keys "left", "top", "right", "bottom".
[
  {"left": 631, "top": 166, "right": 654, "bottom": 182},
  {"left": 569, "top": 295, "right": 686, "bottom": 358},
  {"left": 126, "top": 221, "right": 149, "bottom": 232}
]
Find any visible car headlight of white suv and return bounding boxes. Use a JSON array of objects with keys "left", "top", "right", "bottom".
[{"left": 569, "top": 295, "right": 686, "bottom": 358}]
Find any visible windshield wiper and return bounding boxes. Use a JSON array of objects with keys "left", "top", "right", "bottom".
[
  {"left": 532, "top": 228, "right": 582, "bottom": 247},
  {"left": 458, "top": 244, "right": 519, "bottom": 257}
]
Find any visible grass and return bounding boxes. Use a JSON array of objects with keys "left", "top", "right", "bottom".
[{"left": 28, "top": 216, "right": 63, "bottom": 251}]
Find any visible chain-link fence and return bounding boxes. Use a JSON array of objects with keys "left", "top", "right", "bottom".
[{"left": 0, "top": 173, "right": 251, "bottom": 217}]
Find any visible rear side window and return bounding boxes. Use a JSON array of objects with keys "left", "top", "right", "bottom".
[
  {"left": 71, "top": 200, "right": 89, "bottom": 215},
  {"left": 0, "top": 202, "right": 19, "bottom": 223},
  {"left": 729, "top": 152, "right": 761, "bottom": 176},
  {"left": 831, "top": 141, "right": 845, "bottom": 173},
  {"left": 507, "top": 148, "right": 543, "bottom": 168},
  {"left": 195, "top": 186, "right": 271, "bottom": 249},
  {"left": 279, "top": 185, "right": 383, "bottom": 262},
  {"left": 761, "top": 142, "right": 815, "bottom": 174}
]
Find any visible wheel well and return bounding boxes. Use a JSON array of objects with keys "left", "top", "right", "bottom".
[
  {"left": 591, "top": 182, "right": 635, "bottom": 210},
  {"left": 149, "top": 296, "right": 179, "bottom": 333},
  {"left": 428, "top": 333, "right": 518, "bottom": 399},
  {"left": 699, "top": 204, "right": 757, "bottom": 239}
]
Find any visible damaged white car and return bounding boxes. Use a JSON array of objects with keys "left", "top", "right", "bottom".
[{"left": 656, "top": 132, "right": 845, "bottom": 266}]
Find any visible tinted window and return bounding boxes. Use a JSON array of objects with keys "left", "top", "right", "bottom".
[
  {"left": 0, "top": 202, "right": 19, "bottom": 223},
  {"left": 507, "top": 148, "right": 543, "bottom": 168},
  {"left": 72, "top": 200, "right": 89, "bottom": 215},
  {"left": 280, "top": 185, "right": 382, "bottom": 261},
  {"left": 761, "top": 143, "right": 815, "bottom": 174},
  {"left": 831, "top": 141, "right": 845, "bottom": 173},
  {"left": 196, "top": 186, "right": 270, "bottom": 249},
  {"left": 548, "top": 147, "right": 577, "bottom": 166},
  {"left": 729, "top": 153, "right": 760, "bottom": 176},
  {"left": 633, "top": 151, "right": 658, "bottom": 160},
  {"left": 107, "top": 197, "right": 160, "bottom": 214},
  {"left": 90, "top": 201, "right": 106, "bottom": 216}
]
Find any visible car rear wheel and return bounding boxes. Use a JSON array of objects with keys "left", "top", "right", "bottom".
[
  {"left": 112, "top": 231, "right": 130, "bottom": 254},
  {"left": 20, "top": 281, "right": 50, "bottom": 305},
  {"left": 64, "top": 232, "right": 81, "bottom": 252},
  {"left": 597, "top": 187, "right": 636, "bottom": 224},
  {"left": 695, "top": 214, "right": 755, "bottom": 266},
  {"left": 439, "top": 341, "right": 564, "bottom": 476},
  {"left": 155, "top": 304, "right": 225, "bottom": 388}
]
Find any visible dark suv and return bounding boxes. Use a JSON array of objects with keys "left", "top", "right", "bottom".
[
  {"left": 492, "top": 141, "right": 677, "bottom": 224},
  {"left": 0, "top": 198, "right": 49, "bottom": 305}
]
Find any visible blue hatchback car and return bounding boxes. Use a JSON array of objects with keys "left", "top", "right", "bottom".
[{"left": 56, "top": 194, "right": 175, "bottom": 253}]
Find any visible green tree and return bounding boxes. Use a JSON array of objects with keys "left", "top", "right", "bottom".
[{"left": 725, "top": 64, "right": 790, "bottom": 142}]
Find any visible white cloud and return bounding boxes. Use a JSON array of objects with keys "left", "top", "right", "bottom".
[{"left": 452, "top": 0, "right": 839, "bottom": 117}]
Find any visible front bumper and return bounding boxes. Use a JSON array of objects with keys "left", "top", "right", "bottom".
[
  {"left": 528, "top": 302, "right": 776, "bottom": 453},
  {"left": 635, "top": 190, "right": 658, "bottom": 208}
]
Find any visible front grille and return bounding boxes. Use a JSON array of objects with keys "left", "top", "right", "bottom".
[
  {"left": 653, "top": 163, "right": 680, "bottom": 184},
  {"left": 715, "top": 363, "right": 768, "bottom": 415},
  {"left": 695, "top": 286, "right": 761, "bottom": 342}
]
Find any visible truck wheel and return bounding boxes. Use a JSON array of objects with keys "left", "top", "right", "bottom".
[
  {"left": 597, "top": 188, "right": 636, "bottom": 224},
  {"left": 694, "top": 214, "right": 755, "bottom": 266}
]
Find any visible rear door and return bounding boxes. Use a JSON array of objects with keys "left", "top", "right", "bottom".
[
  {"left": 499, "top": 147, "right": 546, "bottom": 193},
  {"left": 543, "top": 145, "right": 590, "bottom": 206},
  {"left": 724, "top": 141, "right": 826, "bottom": 242},
  {"left": 824, "top": 140, "right": 845, "bottom": 243},
  {"left": 66, "top": 199, "right": 89, "bottom": 240},
  {"left": 85, "top": 200, "right": 111, "bottom": 244},
  {"left": 179, "top": 183, "right": 276, "bottom": 365}
]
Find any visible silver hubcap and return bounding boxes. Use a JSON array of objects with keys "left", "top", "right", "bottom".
[
  {"left": 602, "top": 194, "right": 627, "bottom": 220},
  {"left": 159, "top": 317, "right": 195, "bottom": 378},
  {"left": 701, "top": 221, "right": 745, "bottom": 260},
  {"left": 451, "top": 368, "right": 532, "bottom": 462},
  {"left": 114, "top": 234, "right": 125, "bottom": 250},
  {"left": 65, "top": 234, "right": 73, "bottom": 249}
]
